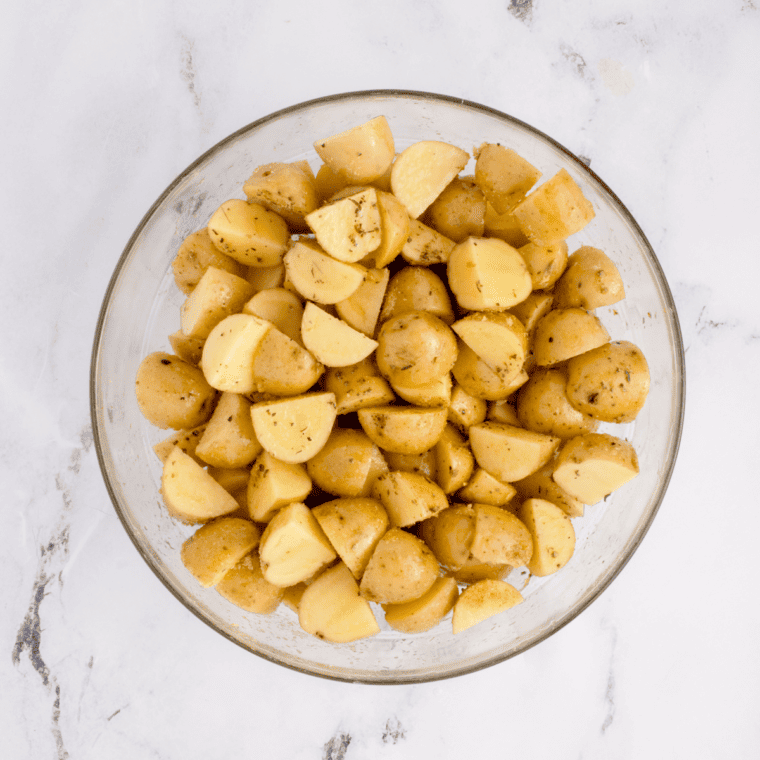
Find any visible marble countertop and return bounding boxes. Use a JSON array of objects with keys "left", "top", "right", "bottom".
[{"left": 3, "top": 1, "right": 759, "bottom": 757}]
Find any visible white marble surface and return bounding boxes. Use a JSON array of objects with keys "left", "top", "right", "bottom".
[{"left": 3, "top": 0, "right": 760, "bottom": 757}]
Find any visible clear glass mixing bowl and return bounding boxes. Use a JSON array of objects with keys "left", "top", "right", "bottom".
[{"left": 91, "top": 90, "right": 684, "bottom": 683}]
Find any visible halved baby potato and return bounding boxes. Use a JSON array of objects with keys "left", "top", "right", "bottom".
[
  {"left": 419, "top": 504, "right": 475, "bottom": 570},
  {"left": 474, "top": 143, "right": 542, "bottom": 214},
  {"left": 242, "top": 161, "right": 318, "bottom": 231},
  {"left": 301, "top": 302, "right": 378, "bottom": 367},
  {"left": 383, "top": 577, "right": 459, "bottom": 634},
  {"left": 425, "top": 176, "right": 486, "bottom": 242},
  {"left": 553, "top": 246, "right": 625, "bottom": 310},
  {"left": 532, "top": 308, "right": 610, "bottom": 367},
  {"left": 451, "top": 579, "right": 523, "bottom": 634},
  {"left": 357, "top": 406, "right": 448, "bottom": 454},
  {"left": 469, "top": 503, "right": 533, "bottom": 567},
  {"left": 172, "top": 228, "right": 246, "bottom": 295},
  {"left": 517, "top": 498, "right": 576, "bottom": 577},
  {"left": 380, "top": 266, "right": 455, "bottom": 325}
]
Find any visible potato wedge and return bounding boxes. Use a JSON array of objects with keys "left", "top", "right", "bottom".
[
  {"left": 242, "top": 161, "right": 318, "bottom": 231},
  {"left": 195, "top": 392, "right": 262, "bottom": 468},
  {"left": 247, "top": 450, "right": 312, "bottom": 523},
  {"left": 517, "top": 498, "right": 576, "bottom": 577},
  {"left": 419, "top": 504, "right": 474, "bottom": 570},
  {"left": 383, "top": 577, "right": 459, "bottom": 634},
  {"left": 425, "top": 176, "right": 486, "bottom": 242},
  {"left": 172, "top": 228, "right": 246, "bottom": 295},
  {"left": 469, "top": 504, "right": 533, "bottom": 567},
  {"left": 434, "top": 424, "right": 474, "bottom": 494},
  {"left": 391, "top": 140, "right": 469, "bottom": 218},
  {"left": 400, "top": 218, "right": 456, "bottom": 266},
  {"left": 474, "top": 143, "right": 542, "bottom": 214},
  {"left": 358, "top": 406, "right": 448, "bottom": 454},
  {"left": 448, "top": 384, "right": 488, "bottom": 432},
  {"left": 324, "top": 358, "right": 395, "bottom": 415},
  {"left": 553, "top": 246, "right": 625, "bottom": 310},
  {"left": 181, "top": 517, "right": 260, "bottom": 587},
  {"left": 250, "top": 392, "right": 337, "bottom": 464},
  {"left": 251, "top": 325, "right": 324, "bottom": 396},
  {"left": 216, "top": 551, "right": 284, "bottom": 614},
  {"left": 452, "top": 343, "right": 529, "bottom": 401},
  {"left": 371, "top": 470, "right": 448, "bottom": 527},
  {"left": 335, "top": 267, "right": 389, "bottom": 337},
  {"left": 513, "top": 463, "right": 585, "bottom": 518},
  {"left": 242, "top": 287, "right": 304, "bottom": 345},
  {"left": 552, "top": 433, "right": 639, "bottom": 505},
  {"left": 452, "top": 579, "right": 523, "bottom": 634},
  {"left": 469, "top": 421, "right": 560, "bottom": 483},
  {"left": 299, "top": 562, "right": 380, "bottom": 643},
  {"left": 258, "top": 502, "right": 337, "bottom": 587},
  {"left": 367, "top": 190, "right": 410, "bottom": 268},
  {"left": 301, "top": 302, "right": 378, "bottom": 367},
  {"left": 458, "top": 468, "right": 517, "bottom": 508},
  {"left": 532, "top": 308, "right": 610, "bottom": 367},
  {"left": 380, "top": 266, "right": 455, "bottom": 325}
]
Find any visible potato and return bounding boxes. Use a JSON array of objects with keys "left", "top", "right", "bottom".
[
  {"left": 283, "top": 239, "right": 366, "bottom": 304},
  {"left": 449, "top": 558, "right": 513, "bottom": 585},
  {"left": 508, "top": 291, "right": 554, "bottom": 335},
  {"left": 380, "top": 266, "right": 455, "bottom": 325},
  {"left": 400, "top": 218, "right": 456, "bottom": 265},
  {"left": 312, "top": 498, "right": 389, "bottom": 579},
  {"left": 200, "top": 313, "right": 271, "bottom": 394},
  {"left": 168, "top": 331, "right": 205, "bottom": 366},
  {"left": 207, "top": 466, "right": 250, "bottom": 497},
  {"left": 487, "top": 400, "right": 520, "bottom": 426},
  {"left": 469, "top": 421, "right": 560, "bottom": 483},
  {"left": 452, "top": 343, "right": 529, "bottom": 401},
  {"left": 299, "top": 562, "right": 380, "bottom": 643},
  {"left": 207, "top": 199, "right": 290, "bottom": 266},
  {"left": 447, "top": 237, "right": 532, "bottom": 311},
  {"left": 315, "top": 163, "right": 352, "bottom": 203},
  {"left": 376, "top": 311, "right": 457, "bottom": 387},
  {"left": 565, "top": 341, "right": 650, "bottom": 423},
  {"left": 532, "top": 308, "right": 610, "bottom": 367},
  {"left": 516, "top": 367, "right": 599, "bottom": 439},
  {"left": 180, "top": 266, "right": 256, "bottom": 341},
  {"left": 451, "top": 579, "right": 523, "bottom": 634},
  {"left": 135, "top": 352, "right": 216, "bottom": 430},
  {"left": 384, "top": 449, "right": 437, "bottom": 481},
  {"left": 314, "top": 116, "right": 395, "bottom": 184},
  {"left": 251, "top": 325, "right": 324, "bottom": 396},
  {"left": 552, "top": 433, "right": 639, "bottom": 505},
  {"left": 511, "top": 169, "right": 595, "bottom": 245},
  {"left": 391, "top": 140, "right": 469, "bottom": 218},
  {"left": 258, "top": 502, "right": 337, "bottom": 587},
  {"left": 552, "top": 245, "right": 625, "bottom": 310},
  {"left": 483, "top": 202, "right": 530, "bottom": 248},
  {"left": 367, "top": 190, "right": 410, "bottom": 268},
  {"left": 360, "top": 528, "right": 439, "bottom": 604},
  {"left": 448, "top": 384, "right": 488, "bottom": 432},
  {"left": 242, "top": 287, "right": 304, "bottom": 345},
  {"left": 216, "top": 552, "right": 284, "bottom": 614},
  {"left": 242, "top": 161, "right": 319, "bottom": 231},
  {"left": 458, "top": 468, "right": 517, "bottom": 508},
  {"left": 425, "top": 176, "right": 486, "bottom": 242},
  {"left": 371, "top": 470, "right": 448, "bottom": 527},
  {"left": 357, "top": 406, "right": 448, "bottom": 455},
  {"left": 324, "top": 358, "right": 395, "bottom": 415},
  {"left": 419, "top": 504, "right": 474, "bottom": 570},
  {"left": 513, "top": 463, "right": 585, "bottom": 518},
  {"left": 305, "top": 188, "right": 382, "bottom": 263},
  {"left": 518, "top": 240, "right": 569, "bottom": 290},
  {"left": 391, "top": 373, "right": 452, "bottom": 408},
  {"left": 301, "top": 302, "right": 378, "bottom": 367},
  {"left": 383, "top": 577, "right": 459, "bottom": 634},
  {"left": 250, "top": 392, "right": 337, "bottom": 464},
  {"left": 469, "top": 504, "right": 532, "bottom": 567},
  {"left": 474, "top": 143, "right": 542, "bottom": 214},
  {"left": 244, "top": 263, "right": 286, "bottom": 292},
  {"left": 181, "top": 517, "right": 260, "bottom": 587},
  {"left": 153, "top": 424, "right": 207, "bottom": 465},
  {"left": 517, "top": 498, "right": 576, "bottom": 577},
  {"left": 281, "top": 582, "right": 308, "bottom": 613},
  {"left": 172, "top": 229, "right": 246, "bottom": 295},
  {"left": 452, "top": 312, "right": 528, "bottom": 383},
  {"left": 335, "top": 267, "right": 389, "bottom": 337},
  {"left": 247, "top": 450, "right": 312, "bottom": 522},
  {"left": 306, "top": 428, "right": 388, "bottom": 498},
  {"left": 434, "top": 424, "right": 474, "bottom": 494},
  {"left": 195, "top": 392, "right": 262, "bottom": 468}
]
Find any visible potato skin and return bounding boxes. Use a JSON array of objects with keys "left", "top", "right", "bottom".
[
  {"left": 565, "top": 341, "right": 650, "bottom": 423},
  {"left": 135, "top": 352, "right": 217, "bottom": 430},
  {"left": 380, "top": 267, "right": 455, "bottom": 325},
  {"left": 376, "top": 311, "right": 458, "bottom": 387}
]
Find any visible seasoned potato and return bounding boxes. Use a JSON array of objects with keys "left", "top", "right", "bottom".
[
  {"left": 135, "top": 352, "right": 216, "bottom": 430},
  {"left": 447, "top": 237, "right": 532, "bottom": 311},
  {"left": 251, "top": 325, "right": 324, "bottom": 396},
  {"left": 312, "top": 498, "right": 389, "bottom": 579},
  {"left": 425, "top": 176, "right": 486, "bottom": 242},
  {"left": 301, "top": 302, "right": 378, "bottom": 367},
  {"left": 516, "top": 367, "right": 599, "bottom": 439},
  {"left": 474, "top": 143, "right": 542, "bottom": 214},
  {"left": 334, "top": 267, "right": 389, "bottom": 337},
  {"left": 168, "top": 331, "right": 205, "bottom": 366},
  {"left": 532, "top": 308, "right": 610, "bottom": 367},
  {"left": 324, "top": 358, "right": 395, "bottom": 415},
  {"left": 451, "top": 579, "right": 523, "bottom": 634},
  {"left": 195, "top": 392, "right": 262, "bottom": 468},
  {"left": 299, "top": 562, "right": 380, "bottom": 643},
  {"left": 383, "top": 577, "right": 459, "bottom": 633},
  {"left": 517, "top": 498, "right": 576, "bottom": 577},
  {"left": 449, "top": 558, "right": 513, "bottom": 585},
  {"left": 448, "top": 384, "right": 488, "bottom": 432},
  {"left": 469, "top": 421, "right": 560, "bottom": 483},
  {"left": 384, "top": 449, "right": 438, "bottom": 481},
  {"left": 153, "top": 424, "right": 207, "bottom": 465},
  {"left": 400, "top": 218, "right": 457, "bottom": 266},
  {"left": 518, "top": 240, "right": 569, "bottom": 290},
  {"left": 258, "top": 502, "right": 337, "bottom": 587},
  {"left": 242, "top": 287, "right": 304, "bottom": 345},
  {"left": 357, "top": 406, "right": 448, "bottom": 455},
  {"left": 508, "top": 291, "right": 554, "bottom": 336},
  {"left": 380, "top": 267, "right": 455, "bottom": 325},
  {"left": 553, "top": 246, "right": 625, "bottom": 310},
  {"left": 247, "top": 450, "right": 312, "bottom": 522},
  {"left": 315, "top": 163, "right": 350, "bottom": 202},
  {"left": 367, "top": 190, "right": 410, "bottom": 268},
  {"left": 216, "top": 552, "right": 284, "bottom": 614},
  {"left": 360, "top": 528, "right": 439, "bottom": 604},
  {"left": 208, "top": 199, "right": 290, "bottom": 266},
  {"left": 371, "top": 470, "right": 448, "bottom": 527},
  {"left": 483, "top": 202, "right": 530, "bottom": 248},
  {"left": 511, "top": 169, "right": 595, "bottom": 245},
  {"left": 552, "top": 433, "right": 639, "bottom": 505},
  {"left": 452, "top": 343, "right": 529, "bottom": 401},
  {"left": 434, "top": 425, "right": 474, "bottom": 494},
  {"left": 391, "top": 140, "right": 469, "bottom": 218},
  {"left": 487, "top": 400, "right": 520, "bottom": 426},
  {"left": 181, "top": 517, "right": 260, "bottom": 587},
  {"left": 306, "top": 428, "right": 388, "bottom": 498},
  {"left": 419, "top": 504, "right": 474, "bottom": 570},
  {"left": 376, "top": 311, "right": 457, "bottom": 387},
  {"left": 172, "top": 229, "right": 246, "bottom": 295},
  {"left": 244, "top": 263, "right": 286, "bottom": 292},
  {"left": 458, "top": 468, "right": 517, "bottom": 508},
  {"left": 513, "top": 462, "right": 585, "bottom": 518},
  {"left": 391, "top": 373, "right": 452, "bottom": 408},
  {"left": 469, "top": 504, "right": 532, "bottom": 567},
  {"left": 565, "top": 341, "right": 650, "bottom": 423}
]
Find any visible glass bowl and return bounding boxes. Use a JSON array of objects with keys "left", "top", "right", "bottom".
[{"left": 91, "top": 90, "right": 684, "bottom": 683}]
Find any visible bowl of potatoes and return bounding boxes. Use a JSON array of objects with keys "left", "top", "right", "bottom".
[{"left": 91, "top": 90, "right": 684, "bottom": 683}]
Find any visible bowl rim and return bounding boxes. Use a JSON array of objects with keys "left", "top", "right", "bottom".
[{"left": 90, "top": 88, "right": 686, "bottom": 684}]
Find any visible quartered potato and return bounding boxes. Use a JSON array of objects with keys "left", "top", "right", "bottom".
[
  {"left": 425, "top": 176, "right": 486, "bottom": 242},
  {"left": 419, "top": 504, "right": 475, "bottom": 570},
  {"left": 380, "top": 266, "right": 455, "bottom": 325},
  {"left": 242, "top": 287, "right": 304, "bottom": 345},
  {"left": 517, "top": 498, "right": 576, "bottom": 577},
  {"left": 371, "top": 470, "right": 448, "bottom": 527},
  {"left": 301, "top": 302, "right": 379, "bottom": 367},
  {"left": 242, "top": 161, "right": 318, "bottom": 231},
  {"left": 324, "top": 358, "right": 395, "bottom": 415},
  {"left": 247, "top": 450, "right": 312, "bottom": 522},
  {"left": 383, "top": 577, "right": 459, "bottom": 634},
  {"left": 469, "top": 503, "right": 532, "bottom": 567},
  {"left": 391, "top": 372, "right": 452, "bottom": 408},
  {"left": 452, "top": 343, "right": 529, "bottom": 401},
  {"left": 513, "top": 463, "right": 585, "bottom": 518},
  {"left": 532, "top": 308, "right": 610, "bottom": 367},
  {"left": 172, "top": 228, "right": 246, "bottom": 295},
  {"left": 400, "top": 219, "right": 456, "bottom": 265},
  {"left": 357, "top": 405, "right": 448, "bottom": 454},
  {"left": 217, "top": 552, "right": 284, "bottom": 614},
  {"left": 195, "top": 391, "right": 262, "bottom": 468},
  {"left": 448, "top": 384, "right": 488, "bottom": 432},
  {"left": 553, "top": 246, "right": 625, "bottom": 310},
  {"left": 474, "top": 143, "right": 541, "bottom": 214},
  {"left": 368, "top": 190, "right": 410, "bottom": 268},
  {"left": 334, "top": 267, "right": 389, "bottom": 337},
  {"left": 250, "top": 325, "right": 324, "bottom": 396},
  {"left": 458, "top": 468, "right": 516, "bottom": 508},
  {"left": 451, "top": 579, "right": 523, "bottom": 634},
  {"left": 518, "top": 240, "right": 569, "bottom": 291},
  {"left": 384, "top": 449, "right": 438, "bottom": 481}
]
